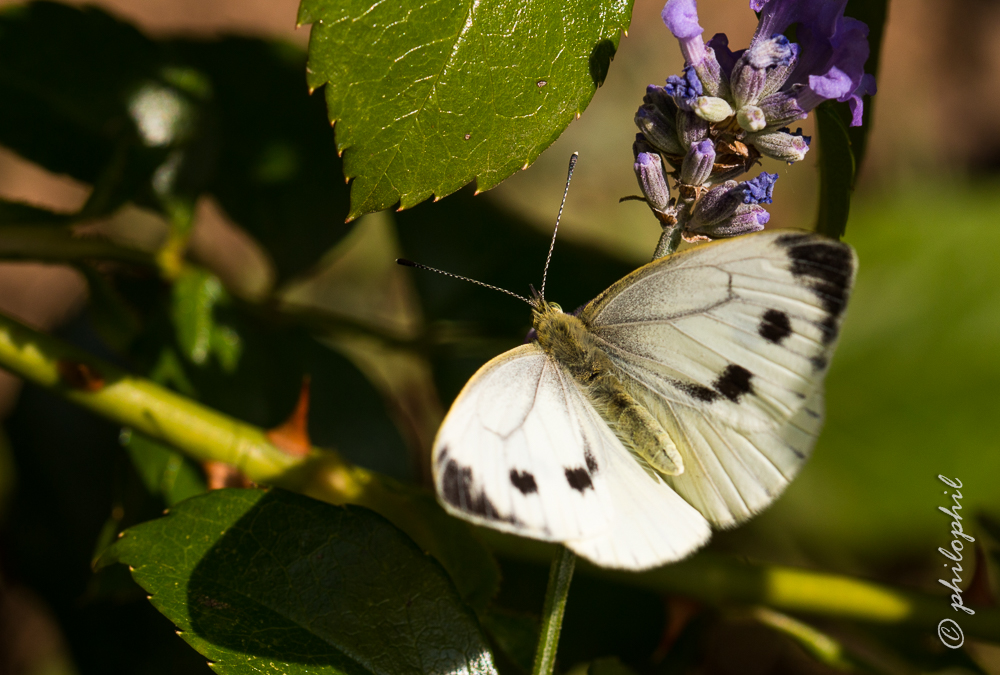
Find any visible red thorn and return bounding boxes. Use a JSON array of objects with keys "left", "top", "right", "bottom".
[{"left": 266, "top": 376, "right": 312, "bottom": 457}]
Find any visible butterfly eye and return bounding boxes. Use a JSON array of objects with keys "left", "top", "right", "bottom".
[{"left": 549, "top": 302, "right": 563, "bottom": 312}]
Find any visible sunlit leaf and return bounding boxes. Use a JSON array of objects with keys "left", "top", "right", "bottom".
[{"left": 299, "top": 0, "right": 633, "bottom": 219}]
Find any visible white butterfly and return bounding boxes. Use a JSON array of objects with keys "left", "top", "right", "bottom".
[{"left": 430, "top": 229, "right": 856, "bottom": 570}]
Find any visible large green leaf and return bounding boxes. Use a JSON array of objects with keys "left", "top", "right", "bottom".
[
  {"left": 99, "top": 488, "right": 499, "bottom": 675},
  {"left": 299, "top": 0, "right": 633, "bottom": 219}
]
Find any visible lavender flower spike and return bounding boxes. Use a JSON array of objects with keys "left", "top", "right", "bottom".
[{"left": 662, "top": 0, "right": 706, "bottom": 68}]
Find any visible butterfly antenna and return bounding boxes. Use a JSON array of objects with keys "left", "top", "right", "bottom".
[
  {"left": 396, "top": 259, "right": 534, "bottom": 306},
  {"left": 539, "top": 152, "right": 578, "bottom": 302}
]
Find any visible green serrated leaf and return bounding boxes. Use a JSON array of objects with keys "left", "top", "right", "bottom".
[
  {"left": 814, "top": 102, "right": 856, "bottom": 240},
  {"left": 299, "top": 0, "right": 633, "bottom": 219},
  {"left": 99, "top": 488, "right": 499, "bottom": 675}
]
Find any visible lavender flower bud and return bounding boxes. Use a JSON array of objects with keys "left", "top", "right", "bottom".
[
  {"left": 693, "top": 96, "right": 734, "bottom": 123},
  {"left": 731, "top": 34, "right": 796, "bottom": 108},
  {"left": 676, "top": 109, "right": 709, "bottom": 150},
  {"left": 737, "top": 105, "right": 766, "bottom": 132},
  {"left": 633, "top": 140, "right": 671, "bottom": 212},
  {"left": 689, "top": 203, "right": 769, "bottom": 237},
  {"left": 759, "top": 90, "right": 808, "bottom": 129},
  {"left": 635, "top": 105, "right": 684, "bottom": 156},
  {"left": 691, "top": 172, "right": 778, "bottom": 227},
  {"left": 694, "top": 46, "right": 727, "bottom": 98},
  {"left": 680, "top": 139, "right": 715, "bottom": 186},
  {"left": 691, "top": 180, "right": 740, "bottom": 226},
  {"left": 643, "top": 85, "right": 678, "bottom": 117},
  {"left": 747, "top": 127, "right": 811, "bottom": 163}
]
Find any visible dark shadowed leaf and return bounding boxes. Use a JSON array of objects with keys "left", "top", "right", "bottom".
[
  {"left": 812, "top": 1, "right": 887, "bottom": 239},
  {"left": 298, "top": 0, "right": 633, "bottom": 219},
  {"left": 99, "top": 488, "right": 499, "bottom": 675},
  {"left": 0, "top": 2, "right": 160, "bottom": 185},
  {"left": 814, "top": 102, "right": 855, "bottom": 240}
]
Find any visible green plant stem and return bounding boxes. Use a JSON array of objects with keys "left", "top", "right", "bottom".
[
  {"left": 2, "top": 309, "right": 1000, "bottom": 642},
  {"left": 532, "top": 546, "right": 576, "bottom": 675},
  {"left": 651, "top": 208, "right": 685, "bottom": 260}
]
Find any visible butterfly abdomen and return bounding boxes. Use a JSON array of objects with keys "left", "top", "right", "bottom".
[{"left": 533, "top": 304, "right": 684, "bottom": 475}]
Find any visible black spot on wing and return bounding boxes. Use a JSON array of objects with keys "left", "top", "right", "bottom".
[
  {"left": 713, "top": 364, "right": 753, "bottom": 403},
  {"left": 776, "top": 234, "right": 854, "bottom": 319},
  {"left": 810, "top": 354, "right": 828, "bottom": 371},
  {"left": 510, "top": 469, "right": 538, "bottom": 495},
  {"left": 678, "top": 382, "right": 720, "bottom": 403},
  {"left": 565, "top": 467, "right": 594, "bottom": 492},
  {"left": 759, "top": 309, "right": 792, "bottom": 344},
  {"left": 816, "top": 314, "right": 840, "bottom": 345},
  {"left": 442, "top": 459, "right": 518, "bottom": 524}
]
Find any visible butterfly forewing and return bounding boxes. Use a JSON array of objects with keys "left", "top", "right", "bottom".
[
  {"left": 432, "top": 343, "right": 712, "bottom": 569},
  {"left": 433, "top": 344, "right": 614, "bottom": 540},
  {"left": 580, "top": 230, "right": 855, "bottom": 527}
]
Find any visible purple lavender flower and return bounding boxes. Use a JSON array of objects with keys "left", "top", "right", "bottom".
[
  {"left": 751, "top": 0, "right": 876, "bottom": 126},
  {"left": 739, "top": 171, "right": 779, "bottom": 204},
  {"left": 661, "top": 0, "right": 705, "bottom": 69},
  {"left": 664, "top": 66, "right": 703, "bottom": 112},
  {"left": 660, "top": 0, "right": 876, "bottom": 128},
  {"left": 633, "top": 137, "right": 672, "bottom": 212}
]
